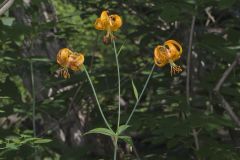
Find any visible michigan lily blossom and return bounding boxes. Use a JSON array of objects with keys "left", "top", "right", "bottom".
[
  {"left": 154, "top": 40, "right": 183, "bottom": 75},
  {"left": 95, "top": 10, "right": 122, "bottom": 43},
  {"left": 57, "top": 48, "right": 84, "bottom": 78}
]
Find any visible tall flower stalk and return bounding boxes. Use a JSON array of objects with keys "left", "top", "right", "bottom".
[
  {"left": 113, "top": 39, "right": 121, "bottom": 160},
  {"left": 55, "top": 10, "right": 183, "bottom": 160}
]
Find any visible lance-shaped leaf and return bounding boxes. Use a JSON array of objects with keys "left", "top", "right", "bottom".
[
  {"left": 33, "top": 138, "right": 52, "bottom": 144},
  {"left": 84, "top": 128, "right": 116, "bottom": 137},
  {"left": 131, "top": 80, "right": 139, "bottom": 100},
  {"left": 117, "top": 125, "right": 130, "bottom": 135}
]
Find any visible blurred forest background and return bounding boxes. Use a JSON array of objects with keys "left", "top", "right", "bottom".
[{"left": 0, "top": 0, "right": 240, "bottom": 159}]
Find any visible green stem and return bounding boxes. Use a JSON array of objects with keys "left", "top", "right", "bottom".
[
  {"left": 30, "top": 60, "right": 36, "bottom": 137},
  {"left": 125, "top": 64, "right": 155, "bottom": 125},
  {"left": 83, "top": 65, "right": 113, "bottom": 131},
  {"left": 113, "top": 137, "right": 118, "bottom": 160},
  {"left": 113, "top": 39, "right": 121, "bottom": 129}
]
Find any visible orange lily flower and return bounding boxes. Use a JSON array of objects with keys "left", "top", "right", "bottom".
[
  {"left": 95, "top": 10, "right": 122, "bottom": 43},
  {"left": 154, "top": 40, "right": 183, "bottom": 76},
  {"left": 68, "top": 53, "right": 85, "bottom": 71},
  {"left": 57, "top": 48, "right": 84, "bottom": 78}
]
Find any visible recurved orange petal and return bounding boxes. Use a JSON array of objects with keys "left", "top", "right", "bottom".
[
  {"left": 154, "top": 58, "right": 167, "bottom": 67},
  {"left": 109, "top": 15, "right": 122, "bottom": 31},
  {"left": 164, "top": 40, "right": 182, "bottom": 61},
  {"left": 57, "top": 48, "right": 72, "bottom": 67},
  {"left": 95, "top": 18, "right": 105, "bottom": 30},
  {"left": 68, "top": 53, "right": 85, "bottom": 71},
  {"left": 100, "top": 11, "right": 109, "bottom": 26},
  {"left": 154, "top": 45, "right": 168, "bottom": 67},
  {"left": 164, "top": 40, "right": 182, "bottom": 55}
]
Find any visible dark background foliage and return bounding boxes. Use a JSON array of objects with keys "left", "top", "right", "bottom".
[{"left": 0, "top": 0, "right": 240, "bottom": 159}]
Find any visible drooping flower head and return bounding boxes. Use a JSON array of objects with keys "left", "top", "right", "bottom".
[
  {"left": 56, "top": 48, "right": 84, "bottom": 78},
  {"left": 95, "top": 10, "right": 122, "bottom": 44},
  {"left": 154, "top": 40, "right": 183, "bottom": 76},
  {"left": 68, "top": 53, "right": 84, "bottom": 71}
]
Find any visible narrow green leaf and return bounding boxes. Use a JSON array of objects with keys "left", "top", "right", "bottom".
[
  {"left": 119, "top": 136, "right": 133, "bottom": 146},
  {"left": 117, "top": 125, "right": 130, "bottom": 135},
  {"left": 20, "top": 137, "right": 39, "bottom": 144},
  {"left": 84, "top": 128, "right": 116, "bottom": 137},
  {"left": 131, "top": 80, "right": 139, "bottom": 100},
  {"left": 31, "top": 57, "right": 51, "bottom": 62},
  {"left": 33, "top": 138, "right": 52, "bottom": 144},
  {"left": 0, "top": 97, "right": 10, "bottom": 99}
]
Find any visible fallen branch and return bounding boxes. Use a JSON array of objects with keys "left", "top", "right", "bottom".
[
  {"left": 0, "top": 0, "right": 15, "bottom": 16},
  {"left": 216, "top": 93, "right": 240, "bottom": 127}
]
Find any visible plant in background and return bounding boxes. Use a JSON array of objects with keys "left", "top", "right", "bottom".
[{"left": 154, "top": 40, "right": 183, "bottom": 75}]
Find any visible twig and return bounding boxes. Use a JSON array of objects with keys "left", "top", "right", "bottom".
[
  {"left": 0, "top": 0, "right": 15, "bottom": 16},
  {"left": 192, "top": 128, "right": 200, "bottom": 150},
  {"left": 30, "top": 61, "right": 36, "bottom": 138},
  {"left": 213, "top": 54, "right": 240, "bottom": 127},
  {"left": 213, "top": 55, "right": 239, "bottom": 92},
  {"left": 205, "top": 6, "right": 215, "bottom": 26},
  {"left": 186, "top": 16, "right": 201, "bottom": 156},
  {"left": 216, "top": 93, "right": 240, "bottom": 127},
  {"left": 186, "top": 15, "right": 196, "bottom": 105}
]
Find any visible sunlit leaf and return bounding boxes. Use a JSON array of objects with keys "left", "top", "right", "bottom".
[{"left": 1, "top": 17, "right": 15, "bottom": 26}]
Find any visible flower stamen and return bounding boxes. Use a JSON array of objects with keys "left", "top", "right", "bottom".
[{"left": 169, "top": 60, "right": 182, "bottom": 76}]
